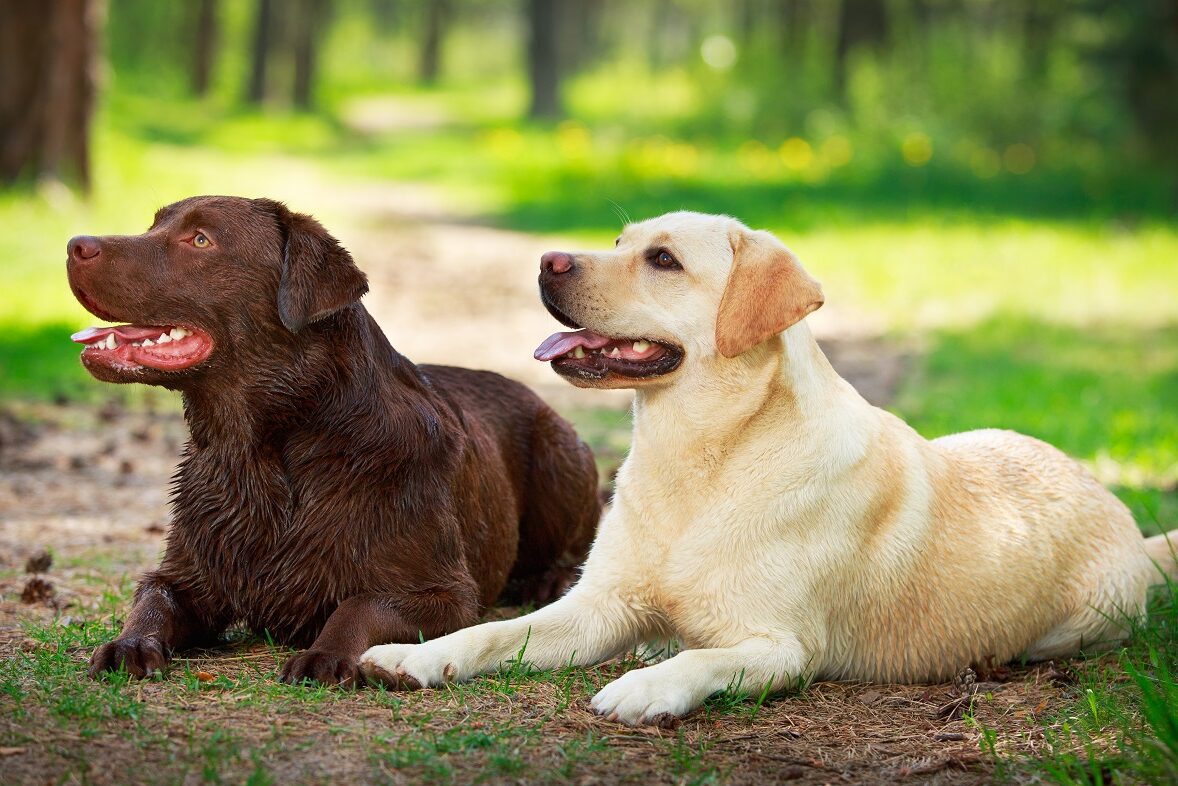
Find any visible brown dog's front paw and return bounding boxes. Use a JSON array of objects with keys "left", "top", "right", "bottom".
[
  {"left": 88, "top": 636, "right": 169, "bottom": 679},
  {"left": 279, "top": 650, "right": 360, "bottom": 687}
]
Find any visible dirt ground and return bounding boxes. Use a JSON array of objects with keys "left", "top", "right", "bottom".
[{"left": 0, "top": 186, "right": 1077, "bottom": 784}]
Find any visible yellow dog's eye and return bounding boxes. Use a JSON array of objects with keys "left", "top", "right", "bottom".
[
  {"left": 193, "top": 233, "right": 210, "bottom": 248},
  {"left": 654, "top": 250, "right": 681, "bottom": 269}
]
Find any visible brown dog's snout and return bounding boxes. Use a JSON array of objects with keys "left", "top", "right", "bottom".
[
  {"left": 68, "top": 235, "right": 102, "bottom": 262},
  {"left": 540, "top": 251, "right": 574, "bottom": 275}
]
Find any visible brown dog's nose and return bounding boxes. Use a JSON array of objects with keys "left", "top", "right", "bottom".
[
  {"left": 541, "top": 251, "right": 574, "bottom": 275},
  {"left": 68, "top": 235, "right": 101, "bottom": 261}
]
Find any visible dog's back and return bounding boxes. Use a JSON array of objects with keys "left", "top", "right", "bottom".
[{"left": 423, "top": 364, "right": 600, "bottom": 603}]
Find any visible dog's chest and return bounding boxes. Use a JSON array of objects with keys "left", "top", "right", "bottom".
[
  {"left": 617, "top": 488, "right": 823, "bottom": 648},
  {"left": 172, "top": 450, "right": 360, "bottom": 639}
]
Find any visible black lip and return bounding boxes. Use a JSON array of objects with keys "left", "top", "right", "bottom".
[
  {"left": 551, "top": 344, "right": 684, "bottom": 381},
  {"left": 539, "top": 286, "right": 582, "bottom": 329},
  {"left": 72, "top": 285, "right": 122, "bottom": 323}
]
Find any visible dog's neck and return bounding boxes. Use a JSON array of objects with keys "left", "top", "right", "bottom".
[
  {"left": 629, "top": 321, "right": 860, "bottom": 468},
  {"left": 180, "top": 308, "right": 419, "bottom": 449}
]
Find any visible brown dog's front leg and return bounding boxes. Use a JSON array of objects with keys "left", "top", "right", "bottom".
[
  {"left": 278, "top": 590, "right": 478, "bottom": 687},
  {"left": 89, "top": 578, "right": 220, "bottom": 679}
]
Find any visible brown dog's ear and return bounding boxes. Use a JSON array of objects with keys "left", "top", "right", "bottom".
[
  {"left": 715, "top": 227, "right": 824, "bottom": 358},
  {"left": 263, "top": 200, "right": 369, "bottom": 333}
]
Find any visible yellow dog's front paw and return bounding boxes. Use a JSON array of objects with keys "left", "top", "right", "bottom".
[
  {"left": 359, "top": 643, "right": 458, "bottom": 689},
  {"left": 589, "top": 667, "right": 699, "bottom": 727}
]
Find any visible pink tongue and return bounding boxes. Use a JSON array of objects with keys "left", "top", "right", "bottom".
[
  {"left": 534, "top": 329, "right": 612, "bottom": 361},
  {"left": 71, "top": 325, "right": 172, "bottom": 344},
  {"left": 71, "top": 327, "right": 111, "bottom": 343}
]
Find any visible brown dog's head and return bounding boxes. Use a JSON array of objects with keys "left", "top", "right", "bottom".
[
  {"left": 66, "top": 195, "right": 368, "bottom": 388},
  {"left": 534, "top": 211, "right": 823, "bottom": 389}
]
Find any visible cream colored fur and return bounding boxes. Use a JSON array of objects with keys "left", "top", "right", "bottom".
[{"left": 362, "top": 211, "right": 1178, "bottom": 726}]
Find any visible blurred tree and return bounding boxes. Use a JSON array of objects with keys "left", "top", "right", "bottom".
[
  {"left": 834, "top": 0, "right": 889, "bottom": 97},
  {"left": 527, "top": 0, "right": 561, "bottom": 118},
  {"left": 191, "top": 0, "right": 218, "bottom": 97},
  {"left": 561, "top": 0, "right": 603, "bottom": 75},
  {"left": 419, "top": 0, "right": 449, "bottom": 84},
  {"left": 647, "top": 0, "right": 691, "bottom": 69},
  {"left": 369, "top": 0, "right": 399, "bottom": 34},
  {"left": 1021, "top": 0, "right": 1058, "bottom": 79},
  {"left": 737, "top": 0, "right": 756, "bottom": 44},
  {"left": 778, "top": 0, "right": 811, "bottom": 62},
  {"left": 1093, "top": 0, "right": 1178, "bottom": 170},
  {"left": 0, "top": 0, "right": 100, "bottom": 191},
  {"left": 248, "top": 0, "right": 274, "bottom": 103},
  {"left": 292, "top": 0, "right": 328, "bottom": 107}
]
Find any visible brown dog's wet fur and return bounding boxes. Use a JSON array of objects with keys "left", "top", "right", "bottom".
[{"left": 66, "top": 195, "right": 600, "bottom": 686}]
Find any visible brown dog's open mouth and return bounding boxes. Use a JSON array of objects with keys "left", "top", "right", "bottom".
[
  {"left": 534, "top": 328, "right": 683, "bottom": 380},
  {"left": 71, "top": 325, "right": 214, "bottom": 372}
]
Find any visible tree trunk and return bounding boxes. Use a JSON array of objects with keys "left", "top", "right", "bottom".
[
  {"left": 247, "top": 0, "right": 274, "bottom": 104},
  {"left": 778, "top": 0, "right": 809, "bottom": 56},
  {"left": 527, "top": 0, "right": 561, "bottom": 119},
  {"left": 292, "top": 0, "right": 327, "bottom": 108},
  {"left": 192, "top": 0, "right": 218, "bottom": 97},
  {"left": 0, "top": 0, "right": 100, "bottom": 191},
  {"left": 419, "top": 0, "right": 448, "bottom": 84},
  {"left": 561, "top": 0, "right": 602, "bottom": 74},
  {"left": 737, "top": 0, "right": 759, "bottom": 45},
  {"left": 834, "top": 0, "right": 890, "bottom": 97}
]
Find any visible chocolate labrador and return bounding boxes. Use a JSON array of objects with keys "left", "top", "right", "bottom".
[{"left": 67, "top": 195, "right": 600, "bottom": 685}]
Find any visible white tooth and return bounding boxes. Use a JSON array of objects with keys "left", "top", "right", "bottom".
[
  {"left": 142, "top": 338, "right": 154, "bottom": 347},
  {"left": 105, "top": 334, "right": 117, "bottom": 350},
  {"left": 170, "top": 328, "right": 186, "bottom": 340},
  {"left": 157, "top": 333, "right": 172, "bottom": 343},
  {"left": 572, "top": 346, "right": 586, "bottom": 359},
  {"left": 633, "top": 340, "right": 651, "bottom": 353},
  {"left": 608, "top": 347, "right": 621, "bottom": 358},
  {"left": 132, "top": 342, "right": 141, "bottom": 347}
]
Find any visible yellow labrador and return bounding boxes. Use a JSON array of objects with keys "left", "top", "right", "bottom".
[{"left": 362, "top": 211, "right": 1177, "bottom": 726}]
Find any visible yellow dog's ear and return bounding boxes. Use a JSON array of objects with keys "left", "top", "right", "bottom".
[{"left": 715, "top": 227, "right": 824, "bottom": 358}]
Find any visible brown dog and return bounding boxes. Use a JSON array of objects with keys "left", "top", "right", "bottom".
[{"left": 67, "top": 195, "right": 600, "bottom": 685}]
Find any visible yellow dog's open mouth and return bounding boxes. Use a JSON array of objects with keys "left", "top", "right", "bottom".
[{"left": 534, "top": 328, "right": 683, "bottom": 380}]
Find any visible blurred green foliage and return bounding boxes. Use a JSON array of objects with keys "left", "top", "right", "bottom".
[{"left": 1, "top": 0, "right": 1175, "bottom": 516}]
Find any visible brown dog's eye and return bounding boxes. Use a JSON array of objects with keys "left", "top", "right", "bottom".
[
  {"left": 652, "top": 249, "right": 681, "bottom": 270},
  {"left": 192, "top": 233, "right": 211, "bottom": 248}
]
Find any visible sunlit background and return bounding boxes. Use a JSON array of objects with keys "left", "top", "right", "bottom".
[{"left": 3, "top": 0, "right": 1176, "bottom": 526}]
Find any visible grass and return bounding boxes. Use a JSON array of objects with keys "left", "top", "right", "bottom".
[
  {"left": 3, "top": 531, "right": 1176, "bottom": 782},
  {"left": 981, "top": 580, "right": 1178, "bottom": 785},
  {"left": 0, "top": 579, "right": 717, "bottom": 784}
]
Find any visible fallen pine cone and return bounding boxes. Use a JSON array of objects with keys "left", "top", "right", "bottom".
[
  {"left": 24, "top": 549, "right": 52, "bottom": 574},
  {"left": 20, "top": 577, "right": 55, "bottom": 604}
]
